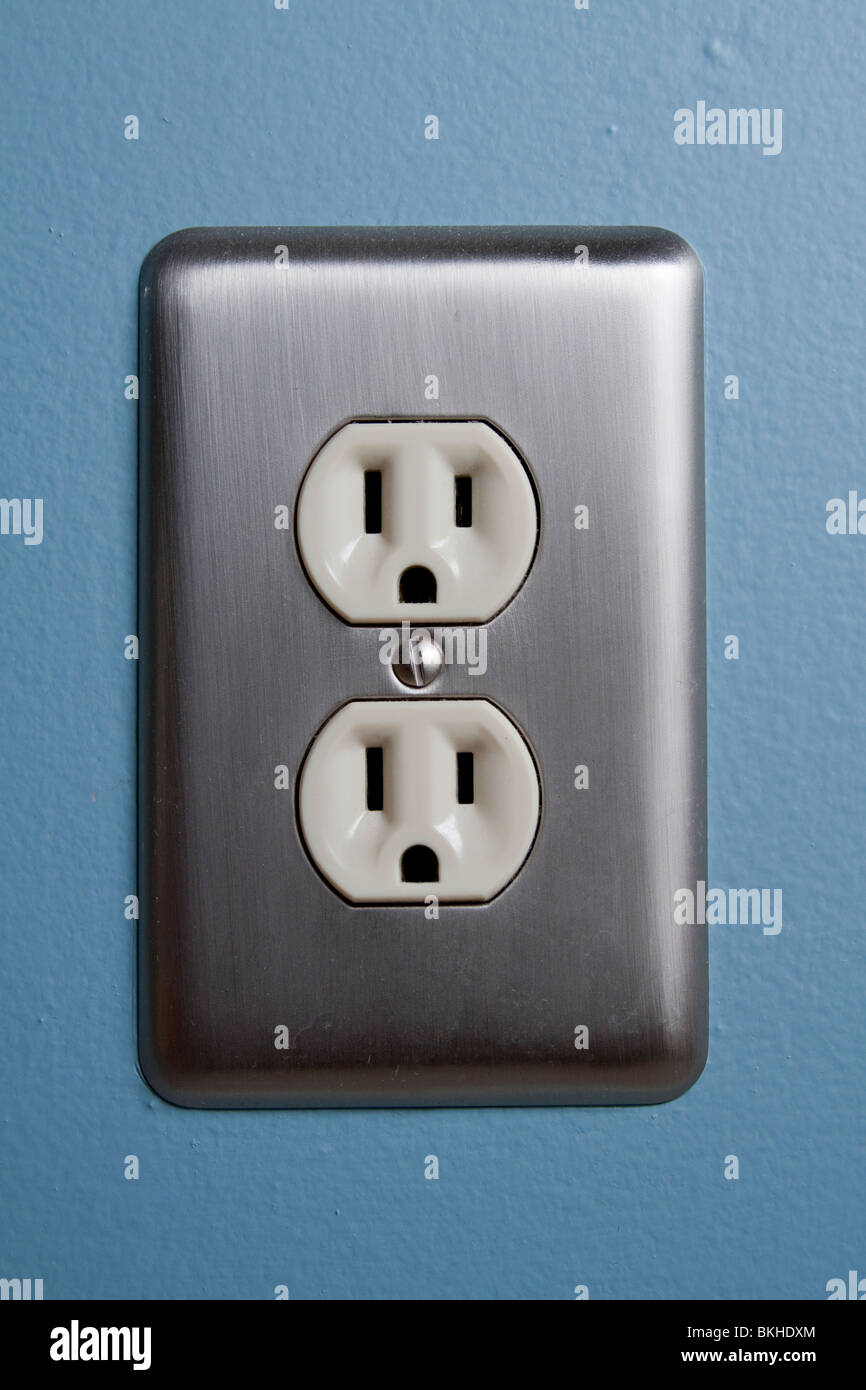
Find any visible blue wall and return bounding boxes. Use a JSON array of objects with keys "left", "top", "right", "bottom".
[{"left": 1, "top": 0, "right": 863, "bottom": 1299}]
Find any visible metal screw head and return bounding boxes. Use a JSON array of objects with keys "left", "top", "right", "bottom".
[{"left": 392, "top": 631, "right": 444, "bottom": 688}]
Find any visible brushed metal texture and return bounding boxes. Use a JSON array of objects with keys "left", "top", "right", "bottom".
[{"left": 138, "top": 226, "right": 707, "bottom": 1107}]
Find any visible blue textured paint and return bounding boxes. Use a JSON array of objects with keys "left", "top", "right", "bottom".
[{"left": 1, "top": 0, "right": 863, "bottom": 1300}]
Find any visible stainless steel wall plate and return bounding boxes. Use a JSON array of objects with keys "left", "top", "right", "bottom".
[{"left": 138, "top": 226, "right": 707, "bottom": 1107}]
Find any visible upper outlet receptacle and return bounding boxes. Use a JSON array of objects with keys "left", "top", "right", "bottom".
[{"left": 295, "top": 420, "right": 538, "bottom": 623}]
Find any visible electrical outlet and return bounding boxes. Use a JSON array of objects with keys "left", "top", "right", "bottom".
[
  {"left": 139, "top": 226, "right": 707, "bottom": 1108},
  {"left": 298, "top": 698, "right": 541, "bottom": 903},
  {"left": 296, "top": 420, "right": 538, "bottom": 622}
]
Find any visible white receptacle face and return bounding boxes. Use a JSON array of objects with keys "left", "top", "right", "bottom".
[
  {"left": 298, "top": 699, "right": 540, "bottom": 903},
  {"left": 295, "top": 421, "right": 538, "bottom": 623}
]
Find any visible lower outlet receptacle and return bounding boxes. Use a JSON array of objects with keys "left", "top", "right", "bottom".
[{"left": 297, "top": 699, "right": 541, "bottom": 904}]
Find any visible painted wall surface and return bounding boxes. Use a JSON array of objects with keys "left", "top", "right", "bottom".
[{"left": 1, "top": 0, "right": 863, "bottom": 1300}]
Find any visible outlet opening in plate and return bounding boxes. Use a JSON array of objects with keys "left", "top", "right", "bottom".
[
  {"left": 457, "top": 751, "right": 475, "bottom": 804},
  {"left": 455, "top": 475, "right": 472, "bottom": 527},
  {"left": 364, "top": 469, "right": 382, "bottom": 534},
  {"left": 365, "top": 747, "right": 384, "bottom": 811},
  {"left": 399, "top": 565, "right": 437, "bottom": 604},
  {"left": 401, "top": 845, "right": 439, "bottom": 882}
]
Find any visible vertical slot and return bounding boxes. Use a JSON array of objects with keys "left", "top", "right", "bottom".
[
  {"left": 364, "top": 469, "right": 382, "bottom": 534},
  {"left": 366, "top": 747, "right": 384, "bottom": 811},
  {"left": 455, "top": 475, "right": 472, "bottom": 527},
  {"left": 456, "top": 751, "right": 474, "bottom": 805}
]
